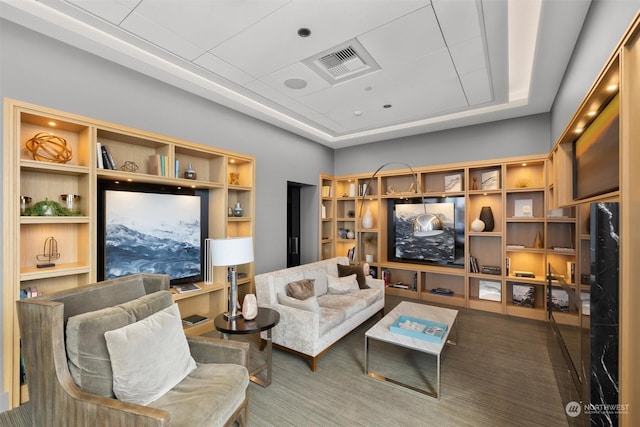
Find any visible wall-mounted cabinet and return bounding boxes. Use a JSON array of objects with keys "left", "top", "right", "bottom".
[{"left": 3, "top": 99, "right": 255, "bottom": 407}]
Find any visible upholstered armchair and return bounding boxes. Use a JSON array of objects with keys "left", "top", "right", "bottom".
[{"left": 16, "top": 273, "right": 250, "bottom": 427}]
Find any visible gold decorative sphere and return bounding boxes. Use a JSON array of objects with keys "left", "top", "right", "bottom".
[{"left": 25, "top": 132, "right": 73, "bottom": 164}]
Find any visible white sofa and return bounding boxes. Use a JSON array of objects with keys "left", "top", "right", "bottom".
[{"left": 255, "top": 257, "right": 384, "bottom": 371}]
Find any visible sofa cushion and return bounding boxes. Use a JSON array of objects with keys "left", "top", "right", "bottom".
[
  {"left": 318, "top": 293, "right": 367, "bottom": 318},
  {"left": 286, "top": 279, "right": 315, "bottom": 300},
  {"left": 327, "top": 274, "right": 359, "bottom": 294},
  {"left": 66, "top": 306, "right": 135, "bottom": 397},
  {"left": 104, "top": 304, "right": 197, "bottom": 405},
  {"left": 151, "top": 363, "right": 249, "bottom": 427},
  {"left": 319, "top": 307, "right": 347, "bottom": 336},
  {"left": 337, "top": 264, "right": 370, "bottom": 289},
  {"left": 303, "top": 268, "right": 329, "bottom": 296},
  {"left": 278, "top": 293, "right": 320, "bottom": 313},
  {"left": 357, "top": 288, "right": 385, "bottom": 306}
]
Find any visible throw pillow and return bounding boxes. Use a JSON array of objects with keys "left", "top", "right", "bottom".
[
  {"left": 327, "top": 273, "right": 359, "bottom": 294},
  {"left": 286, "top": 279, "right": 315, "bottom": 300},
  {"left": 337, "top": 264, "right": 370, "bottom": 289},
  {"left": 104, "top": 303, "right": 196, "bottom": 406},
  {"left": 277, "top": 293, "right": 321, "bottom": 313},
  {"left": 304, "top": 268, "right": 329, "bottom": 296},
  {"left": 66, "top": 306, "right": 135, "bottom": 397}
]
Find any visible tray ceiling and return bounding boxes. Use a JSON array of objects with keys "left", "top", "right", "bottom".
[{"left": 1, "top": 0, "right": 591, "bottom": 148}]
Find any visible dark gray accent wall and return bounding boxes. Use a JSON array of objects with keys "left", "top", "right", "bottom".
[
  {"left": 334, "top": 113, "right": 550, "bottom": 175},
  {"left": 551, "top": 1, "right": 640, "bottom": 144}
]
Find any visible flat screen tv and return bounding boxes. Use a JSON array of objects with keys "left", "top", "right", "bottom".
[
  {"left": 97, "top": 180, "right": 209, "bottom": 286},
  {"left": 387, "top": 196, "right": 465, "bottom": 267},
  {"left": 573, "top": 92, "right": 619, "bottom": 200}
]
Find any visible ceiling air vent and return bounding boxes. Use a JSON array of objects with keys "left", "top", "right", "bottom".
[
  {"left": 318, "top": 46, "right": 366, "bottom": 78},
  {"left": 303, "top": 39, "right": 380, "bottom": 85}
]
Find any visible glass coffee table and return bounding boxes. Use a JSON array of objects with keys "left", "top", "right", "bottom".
[
  {"left": 364, "top": 301, "right": 458, "bottom": 399},
  {"left": 214, "top": 307, "right": 279, "bottom": 387}
]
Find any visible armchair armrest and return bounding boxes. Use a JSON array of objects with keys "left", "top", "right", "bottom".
[{"left": 187, "top": 336, "right": 250, "bottom": 367}]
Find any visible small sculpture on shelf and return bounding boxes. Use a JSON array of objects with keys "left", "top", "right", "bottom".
[
  {"left": 36, "top": 236, "right": 60, "bottom": 268},
  {"left": 25, "top": 132, "right": 72, "bottom": 164},
  {"left": 120, "top": 161, "right": 139, "bottom": 173},
  {"left": 229, "top": 172, "right": 240, "bottom": 185}
]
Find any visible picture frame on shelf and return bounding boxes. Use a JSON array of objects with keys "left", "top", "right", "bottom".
[
  {"left": 481, "top": 170, "right": 499, "bottom": 190},
  {"left": 514, "top": 199, "right": 533, "bottom": 217},
  {"left": 444, "top": 173, "right": 462, "bottom": 192},
  {"left": 479, "top": 280, "right": 501, "bottom": 302},
  {"left": 512, "top": 284, "right": 535, "bottom": 307}
]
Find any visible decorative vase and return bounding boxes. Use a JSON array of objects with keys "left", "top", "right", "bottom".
[
  {"left": 479, "top": 206, "right": 494, "bottom": 231},
  {"left": 362, "top": 205, "right": 374, "bottom": 229},
  {"left": 242, "top": 294, "right": 258, "bottom": 320},
  {"left": 184, "top": 163, "right": 197, "bottom": 180},
  {"left": 233, "top": 202, "right": 243, "bottom": 217},
  {"left": 471, "top": 217, "right": 485, "bottom": 232}
]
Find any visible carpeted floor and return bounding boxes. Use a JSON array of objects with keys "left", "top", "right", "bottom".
[
  {"left": 244, "top": 296, "right": 569, "bottom": 427},
  {"left": 0, "top": 296, "right": 569, "bottom": 426}
]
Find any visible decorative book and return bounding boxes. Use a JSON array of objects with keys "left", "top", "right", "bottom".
[
  {"left": 173, "top": 283, "right": 201, "bottom": 293},
  {"left": 182, "top": 314, "right": 208, "bottom": 326},
  {"left": 390, "top": 316, "right": 448, "bottom": 343}
]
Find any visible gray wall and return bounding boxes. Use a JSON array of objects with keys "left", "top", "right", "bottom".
[
  {"left": 551, "top": 0, "right": 640, "bottom": 143},
  {"left": 0, "top": 19, "right": 333, "bottom": 275},
  {"left": 334, "top": 113, "right": 551, "bottom": 175}
]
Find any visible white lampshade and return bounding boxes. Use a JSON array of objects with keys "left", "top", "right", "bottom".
[{"left": 210, "top": 237, "right": 254, "bottom": 266}]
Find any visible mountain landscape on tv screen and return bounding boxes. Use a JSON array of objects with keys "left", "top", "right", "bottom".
[{"left": 105, "top": 221, "right": 201, "bottom": 280}]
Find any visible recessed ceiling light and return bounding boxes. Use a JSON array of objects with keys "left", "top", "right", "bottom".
[
  {"left": 522, "top": 163, "right": 527, "bottom": 167},
  {"left": 48, "top": 121, "right": 56, "bottom": 127},
  {"left": 297, "top": 28, "right": 311, "bottom": 38},
  {"left": 575, "top": 127, "right": 583, "bottom": 133},
  {"left": 354, "top": 110, "right": 362, "bottom": 116},
  {"left": 607, "top": 84, "right": 618, "bottom": 91},
  {"left": 285, "top": 78, "right": 307, "bottom": 89},
  {"left": 587, "top": 110, "right": 597, "bottom": 116}
]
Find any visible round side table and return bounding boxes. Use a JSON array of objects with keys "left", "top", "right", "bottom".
[{"left": 214, "top": 307, "right": 279, "bottom": 387}]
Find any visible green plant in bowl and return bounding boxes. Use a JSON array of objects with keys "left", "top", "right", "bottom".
[{"left": 24, "top": 199, "right": 79, "bottom": 216}]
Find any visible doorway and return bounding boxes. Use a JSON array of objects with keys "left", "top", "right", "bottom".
[{"left": 287, "top": 182, "right": 302, "bottom": 267}]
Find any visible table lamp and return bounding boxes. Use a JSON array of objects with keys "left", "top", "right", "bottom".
[{"left": 210, "top": 237, "right": 254, "bottom": 320}]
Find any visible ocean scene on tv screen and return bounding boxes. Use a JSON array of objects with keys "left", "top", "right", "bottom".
[
  {"left": 105, "top": 190, "right": 201, "bottom": 280},
  {"left": 394, "top": 203, "right": 455, "bottom": 263}
]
